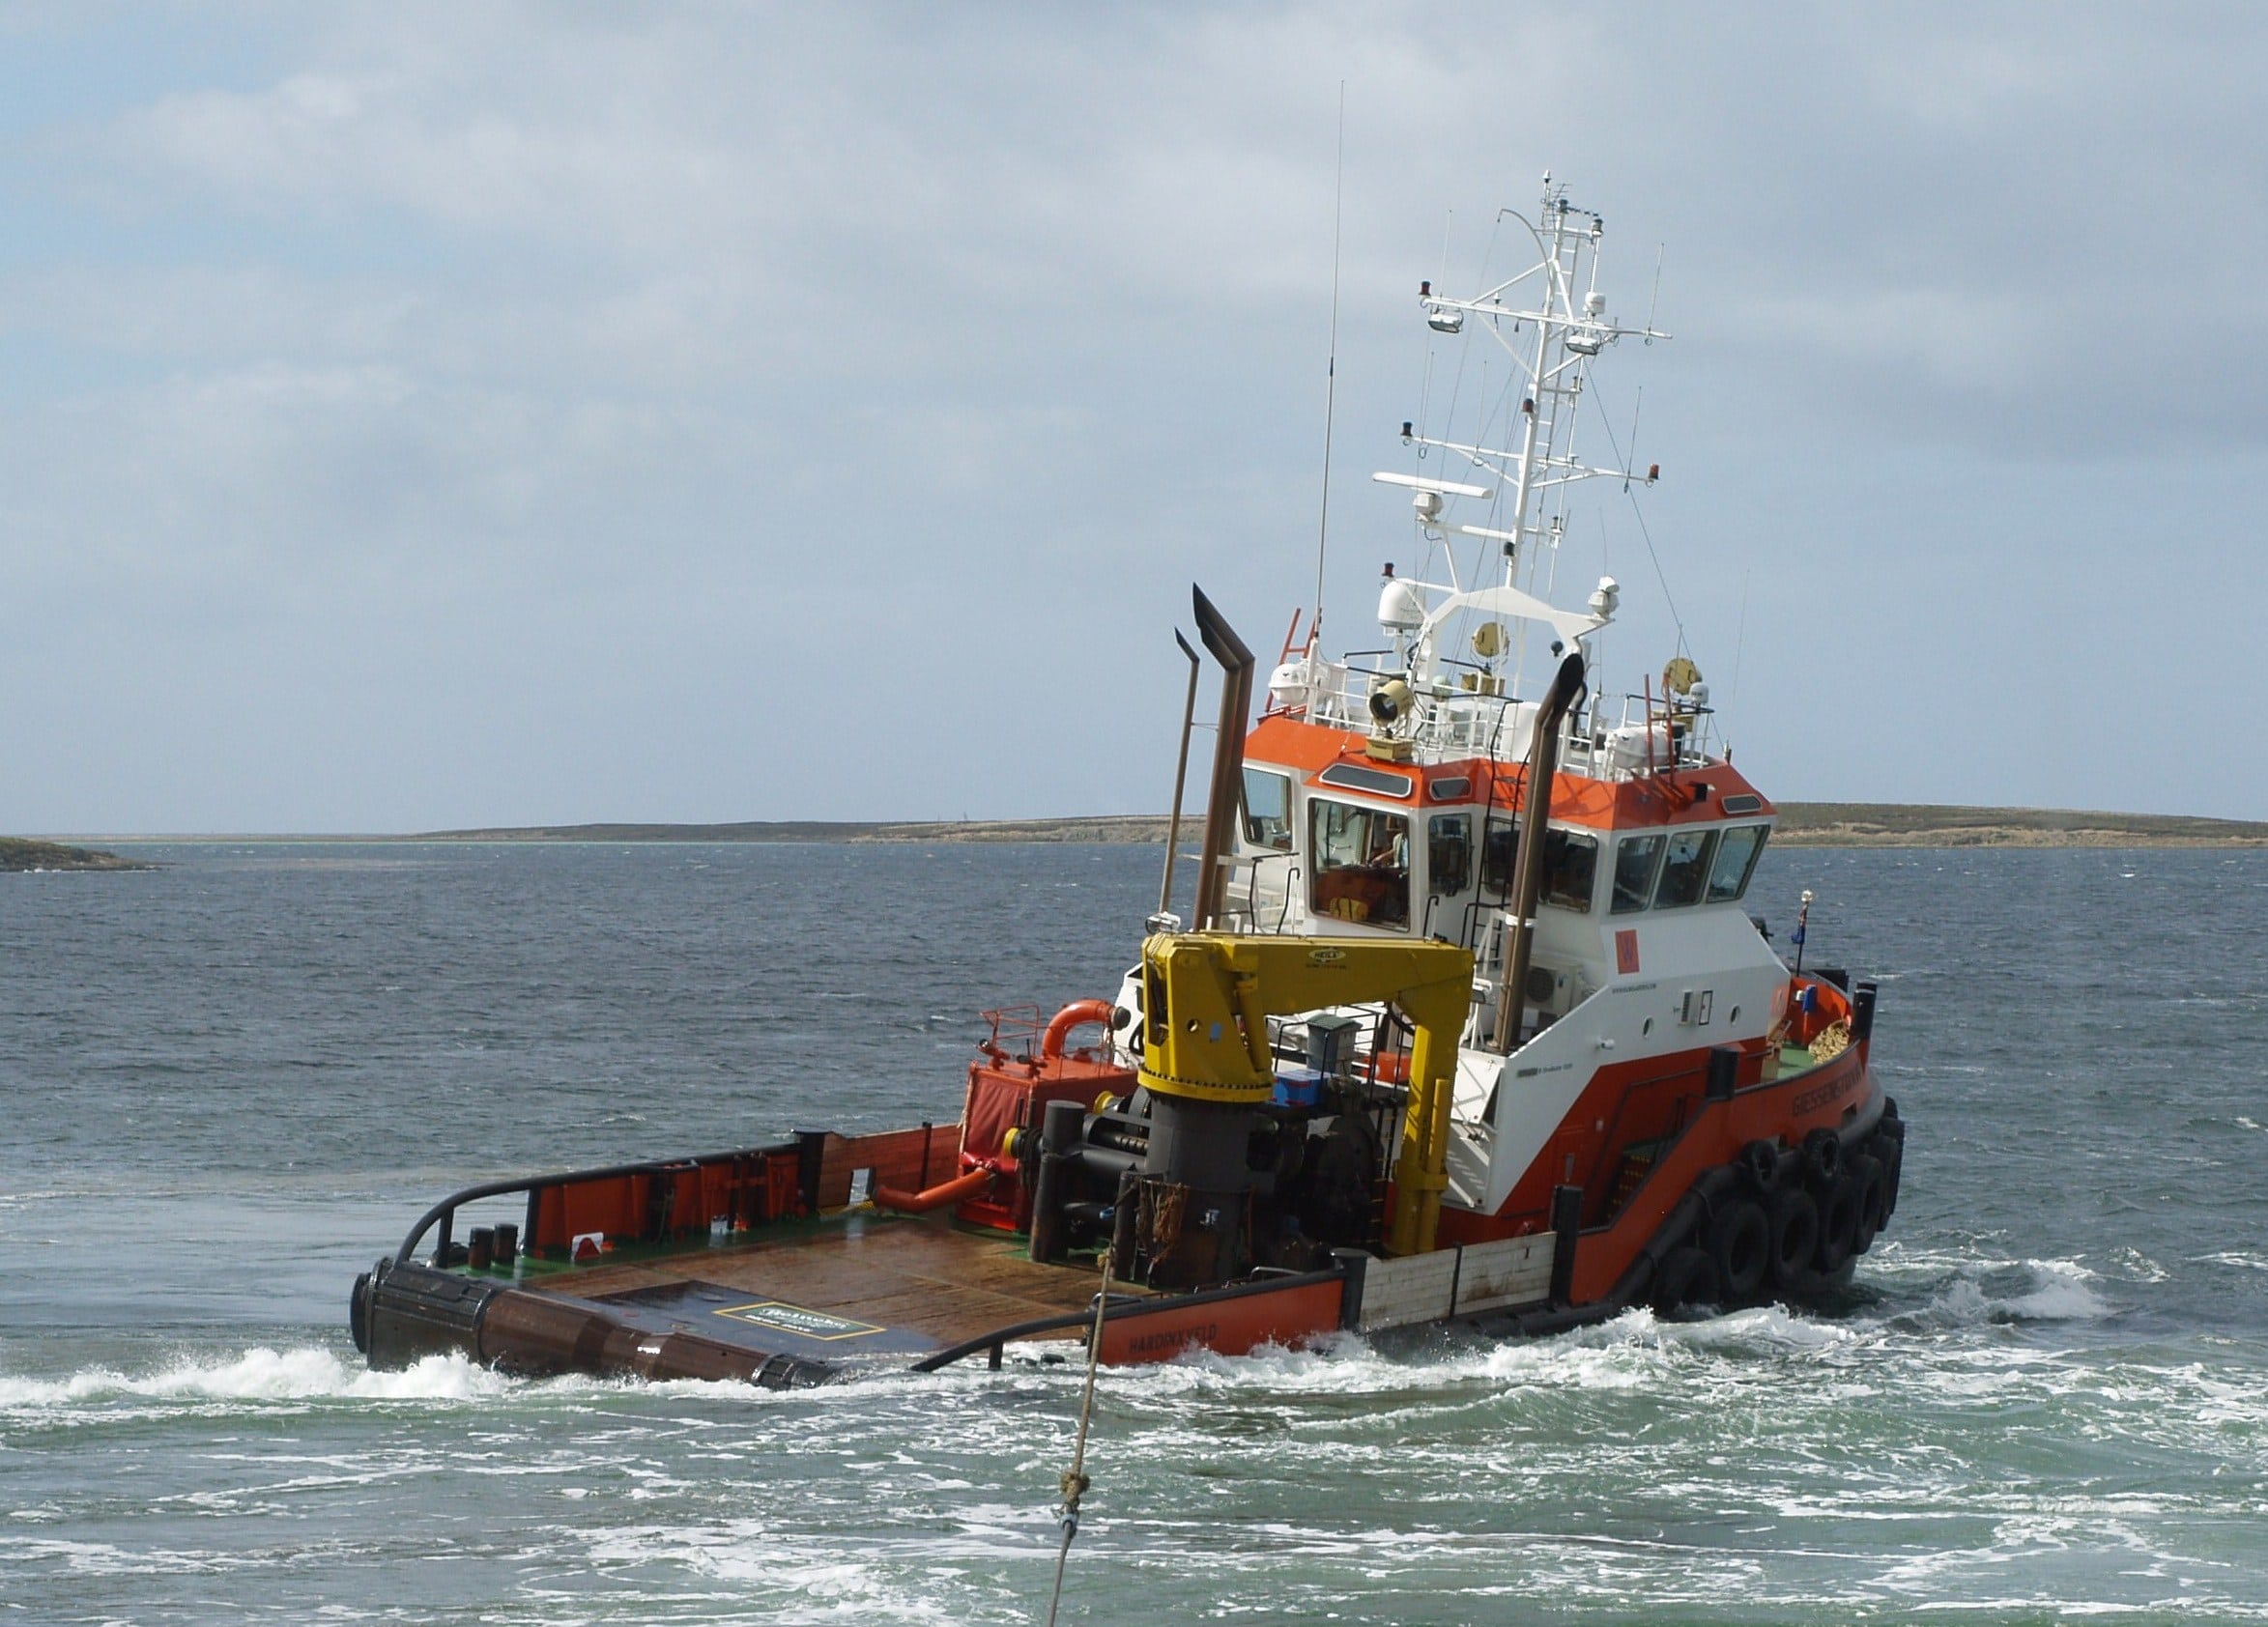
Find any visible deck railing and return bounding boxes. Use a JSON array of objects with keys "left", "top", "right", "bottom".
[
  {"left": 1298, "top": 670, "right": 1719, "bottom": 776},
  {"left": 395, "top": 1123, "right": 962, "bottom": 1270}
]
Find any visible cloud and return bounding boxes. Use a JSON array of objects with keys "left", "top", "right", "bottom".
[{"left": 2, "top": 1, "right": 2264, "bottom": 827}]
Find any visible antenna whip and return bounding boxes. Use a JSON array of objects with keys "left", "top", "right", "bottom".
[{"left": 1311, "top": 82, "right": 1345, "bottom": 635}]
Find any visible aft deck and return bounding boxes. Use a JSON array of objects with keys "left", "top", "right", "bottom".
[{"left": 527, "top": 1208, "right": 1129, "bottom": 1360}]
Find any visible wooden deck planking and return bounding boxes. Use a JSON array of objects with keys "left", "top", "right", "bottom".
[{"left": 529, "top": 1212, "right": 1121, "bottom": 1349}]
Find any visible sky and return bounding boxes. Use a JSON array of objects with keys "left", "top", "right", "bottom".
[{"left": 4, "top": 2, "right": 2264, "bottom": 832}]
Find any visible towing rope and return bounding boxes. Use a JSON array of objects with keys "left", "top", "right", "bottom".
[{"left": 1043, "top": 1251, "right": 1114, "bottom": 1627}]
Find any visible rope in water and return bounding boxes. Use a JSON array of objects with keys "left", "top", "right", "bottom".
[{"left": 1043, "top": 1251, "right": 1114, "bottom": 1627}]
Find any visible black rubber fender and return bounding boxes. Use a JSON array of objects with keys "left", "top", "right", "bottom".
[
  {"left": 1606, "top": 1187, "right": 1710, "bottom": 1313},
  {"left": 1738, "top": 1138, "right": 1780, "bottom": 1195},
  {"left": 1815, "top": 1172, "right": 1861, "bottom": 1272},
  {"left": 1706, "top": 1198, "right": 1770, "bottom": 1300},
  {"left": 1765, "top": 1187, "right": 1819, "bottom": 1290},
  {"left": 1802, "top": 1127, "right": 1843, "bottom": 1189},
  {"left": 1874, "top": 1128, "right": 1906, "bottom": 1219},
  {"left": 1849, "top": 1155, "right": 1887, "bottom": 1254},
  {"left": 350, "top": 1269, "right": 372, "bottom": 1355},
  {"left": 1653, "top": 1244, "right": 1719, "bottom": 1317}
]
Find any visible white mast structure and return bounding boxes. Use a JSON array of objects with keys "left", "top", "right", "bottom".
[{"left": 1372, "top": 176, "right": 1670, "bottom": 701}]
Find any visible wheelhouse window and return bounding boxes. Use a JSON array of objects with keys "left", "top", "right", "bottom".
[
  {"left": 1241, "top": 767, "right": 1294, "bottom": 852},
  {"left": 1652, "top": 829, "right": 1718, "bottom": 909},
  {"left": 1308, "top": 798, "right": 1411, "bottom": 929},
  {"left": 1611, "top": 834, "right": 1664, "bottom": 914},
  {"left": 1480, "top": 815, "right": 1519, "bottom": 897},
  {"left": 1427, "top": 814, "right": 1472, "bottom": 897},
  {"left": 1707, "top": 823, "right": 1769, "bottom": 903},
  {"left": 1539, "top": 829, "right": 1598, "bottom": 913},
  {"left": 1470, "top": 815, "right": 1593, "bottom": 913}
]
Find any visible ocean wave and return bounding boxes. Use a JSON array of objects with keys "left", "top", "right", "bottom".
[
  {"left": 1870, "top": 1256, "right": 2111, "bottom": 1331},
  {"left": 582, "top": 1522, "right": 972, "bottom": 1623},
  {"left": 0, "top": 1345, "right": 514, "bottom": 1410},
  {"left": 0, "top": 1535, "right": 238, "bottom": 1577}
]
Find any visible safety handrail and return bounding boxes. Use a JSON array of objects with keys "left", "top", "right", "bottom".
[{"left": 392, "top": 1139, "right": 801, "bottom": 1267}]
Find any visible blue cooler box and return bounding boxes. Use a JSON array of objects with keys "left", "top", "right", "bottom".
[{"left": 1272, "top": 1067, "right": 1325, "bottom": 1109}]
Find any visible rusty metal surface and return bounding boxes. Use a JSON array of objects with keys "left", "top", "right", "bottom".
[{"left": 371, "top": 1211, "right": 1142, "bottom": 1384}]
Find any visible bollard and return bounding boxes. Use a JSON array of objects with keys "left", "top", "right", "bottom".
[
  {"left": 1109, "top": 1167, "right": 1140, "bottom": 1279},
  {"left": 1333, "top": 1248, "right": 1371, "bottom": 1331},
  {"left": 1548, "top": 1185, "right": 1584, "bottom": 1306},
  {"left": 1027, "top": 1100, "right": 1087, "bottom": 1265},
  {"left": 794, "top": 1130, "right": 827, "bottom": 1215}
]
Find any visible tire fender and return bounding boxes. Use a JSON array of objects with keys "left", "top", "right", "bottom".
[
  {"left": 1848, "top": 1154, "right": 1887, "bottom": 1254},
  {"left": 1815, "top": 1172, "right": 1861, "bottom": 1271},
  {"left": 1802, "top": 1127, "right": 1843, "bottom": 1189},
  {"left": 1706, "top": 1199, "right": 1770, "bottom": 1301},
  {"left": 1652, "top": 1244, "right": 1719, "bottom": 1317},
  {"left": 1766, "top": 1187, "right": 1820, "bottom": 1290}
]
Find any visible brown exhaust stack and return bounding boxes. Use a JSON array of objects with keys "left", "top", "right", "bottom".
[
  {"left": 1191, "top": 586, "right": 1256, "bottom": 931},
  {"left": 1492, "top": 650, "right": 1587, "bottom": 1053}
]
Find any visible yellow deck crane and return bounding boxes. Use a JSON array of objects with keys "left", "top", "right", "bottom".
[{"left": 1134, "top": 931, "right": 1475, "bottom": 1259}]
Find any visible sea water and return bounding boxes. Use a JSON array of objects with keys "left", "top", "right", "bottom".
[{"left": 2, "top": 842, "right": 2263, "bottom": 1624}]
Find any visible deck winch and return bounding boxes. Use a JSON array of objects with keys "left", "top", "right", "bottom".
[{"left": 1013, "top": 931, "right": 1474, "bottom": 1290}]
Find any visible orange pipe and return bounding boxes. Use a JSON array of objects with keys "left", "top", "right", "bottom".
[
  {"left": 1041, "top": 998, "right": 1116, "bottom": 1060},
  {"left": 873, "top": 1167, "right": 992, "bottom": 1213}
]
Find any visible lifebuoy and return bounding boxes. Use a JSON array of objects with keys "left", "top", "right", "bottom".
[
  {"left": 1042, "top": 999, "right": 1117, "bottom": 1060},
  {"left": 1707, "top": 1198, "right": 1770, "bottom": 1299},
  {"left": 1766, "top": 1187, "right": 1819, "bottom": 1289}
]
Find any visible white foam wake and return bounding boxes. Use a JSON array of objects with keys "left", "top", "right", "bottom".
[
  {"left": 0, "top": 1345, "right": 512, "bottom": 1410},
  {"left": 1864, "top": 1245, "right": 2115, "bottom": 1327}
]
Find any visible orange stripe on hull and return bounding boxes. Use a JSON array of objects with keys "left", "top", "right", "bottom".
[
  {"left": 1096, "top": 1278, "right": 1344, "bottom": 1365},
  {"left": 1569, "top": 1048, "right": 1880, "bottom": 1304}
]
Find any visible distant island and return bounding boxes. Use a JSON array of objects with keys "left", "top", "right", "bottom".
[
  {"left": 419, "top": 815, "right": 1178, "bottom": 844},
  {"left": 1771, "top": 804, "right": 2268, "bottom": 847},
  {"left": 416, "top": 804, "right": 2268, "bottom": 849},
  {"left": 0, "top": 837, "right": 151, "bottom": 872}
]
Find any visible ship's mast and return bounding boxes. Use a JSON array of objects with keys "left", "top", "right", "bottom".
[{"left": 1408, "top": 177, "right": 1669, "bottom": 602}]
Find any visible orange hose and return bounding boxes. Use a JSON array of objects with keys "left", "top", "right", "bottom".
[
  {"left": 1042, "top": 998, "right": 1117, "bottom": 1060},
  {"left": 873, "top": 1167, "right": 992, "bottom": 1213}
]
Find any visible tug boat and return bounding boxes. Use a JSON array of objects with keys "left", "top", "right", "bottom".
[{"left": 355, "top": 182, "right": 1903, "bottom": 1384}]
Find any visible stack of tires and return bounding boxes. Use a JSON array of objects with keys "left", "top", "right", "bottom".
[{"left": 1652, "top": 1099, "right": 1905, "bottom": 1317}]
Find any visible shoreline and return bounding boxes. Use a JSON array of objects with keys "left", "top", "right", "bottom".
[
  {"left": 0, "top": 837, "right": 156, "bottom": 872},
  {"left": 24, "top": 803, "right": 2268, "bottom": 850}
]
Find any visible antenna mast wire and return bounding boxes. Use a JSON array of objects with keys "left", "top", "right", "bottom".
[
  {"left": 1311, "top": 83, "right": 1345, "bottom": 639},
  {"left": 1588, "top": 374, "right": 1687, "bottom": 654}
]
